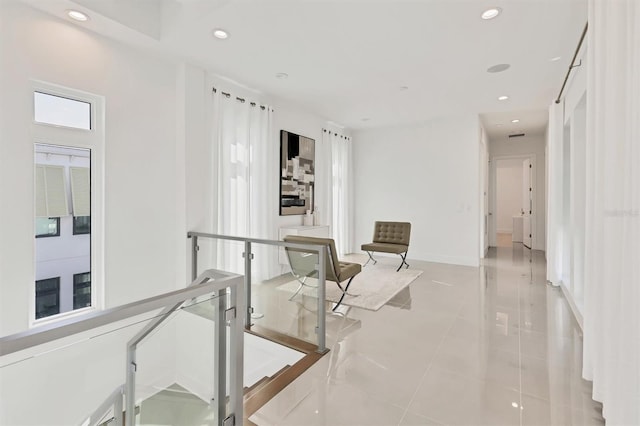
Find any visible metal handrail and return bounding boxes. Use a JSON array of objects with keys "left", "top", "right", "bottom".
[
  {"left": 187, "top": 231, "right": 328, "bottom": 353},
  {"left": 0, "top": 269, "right": 241, "bottom": 357},
  {"left": 124, "top": 270, "right": 232, "bottom": 426},
  {"left": 1, "top": 269, "right": 244, "bottom": 426},
  {"left": 84, "top": 385, "right": 124, "bottom": 426}
]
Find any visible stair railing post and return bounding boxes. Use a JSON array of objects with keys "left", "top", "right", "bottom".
[
  {"left": 113, "top": 386, "right": 123, "bottom": 426},
  {"left": 191, "top": 235, "right": 199, "bottom": 282},
  {"left": 213, "top": 288, "right": 227, "bottom": 426},
  {"left": 243, "top": 241, "right": 252, "bottom": 328},
  {"left": 125, "top": 346, "right": 136, "bottom": 426},
  {"left": 316, "top": 247, "right": 326, "bottom": 353}
]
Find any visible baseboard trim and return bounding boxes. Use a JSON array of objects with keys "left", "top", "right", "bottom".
[
  {"left": 557, "top": 281, "right": 584, "bottom": 332},
  {"left": 356, "top": 251, "right": 479, "bottom": 267},
  {"left": 411, "top": 252, "right": 480, "bottom": 267}
]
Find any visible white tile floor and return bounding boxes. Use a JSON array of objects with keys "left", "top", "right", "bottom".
[{"left": 250, "top": 245, "right": 605, "bottom": 426}]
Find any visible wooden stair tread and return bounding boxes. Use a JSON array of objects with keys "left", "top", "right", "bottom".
[{"left": 243, "top": 364, "right": 291, "bottom": 399}]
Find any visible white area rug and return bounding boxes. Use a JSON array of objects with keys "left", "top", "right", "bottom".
[{"left": 277, "top": 266, "right": 423, "bottom": 311}]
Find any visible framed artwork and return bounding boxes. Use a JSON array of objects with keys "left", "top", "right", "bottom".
[{"left": 280, "top": 130, "right": 315, "bottom": 215}]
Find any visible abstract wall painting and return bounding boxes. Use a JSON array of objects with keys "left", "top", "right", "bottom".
[{"left": 280, "top": 130, "right": 315, "bottom": 216}]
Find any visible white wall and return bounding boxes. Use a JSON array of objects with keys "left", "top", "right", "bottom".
[
  {"left": 0, "top": 311, "right": 176, "bottom": 426},
  {"left": 181, "top": 64, "right": 209, "bottom": 281},
  {"left": 553, "top": 40, "right": 587, "bottom": 317},
  {"left": 490, "top": 135, "right": 546, "bottom": 251},
  {"left": 0, "top": 3, "right": 340, "bottom": 423},
  {"left": 496, "top": 160, "right": 524, "bottom": 233},
  {"left": 0, "top": 4, "right": 183, "bottom": 422},
  {"left": 353, "top": 115, "right": 481, "bottom": 267},
  {"left": 0, "top": 1, "right": 182, "bottom": 333}
]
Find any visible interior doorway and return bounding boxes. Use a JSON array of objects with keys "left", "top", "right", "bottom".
[{"left": 489, "top": 155, "right": 536, "bottom": 248}]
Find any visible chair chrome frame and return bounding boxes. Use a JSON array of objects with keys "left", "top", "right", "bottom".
[{"left": 284, "top": 237, "right": 361, "bottom": 311}]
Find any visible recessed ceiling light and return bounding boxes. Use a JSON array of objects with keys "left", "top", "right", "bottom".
[
  {"left": 550, "top": 56, "right": 562, "bottom": 62},
  {"left": 481, "top": 7, "right": 502, "bottom": 20},
  {"left": 498, "top": 95, "right": 509, "bottom": 101},
  {"left": 275, "top": 72, "right": 289, "bottom": 80},
  {"left": 67, "top": 10, "right": 89, "bottom": 21},
  {"left": 212, "top": 29, "right": 229, "bottom": 39},
  {"left": 511, "top": 119, "right": 520, "bottom": 123},
  {"left": 496, "top": 123, "right": 504, "bottom": 127},
  {"left": 487, "top": 63, "right": 511, "bottom": 73}
]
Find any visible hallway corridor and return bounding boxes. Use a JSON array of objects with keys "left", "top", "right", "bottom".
[{"left": 250, "top": 245, "right": 604, "bottom": 425}]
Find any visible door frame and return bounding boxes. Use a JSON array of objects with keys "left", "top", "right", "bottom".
[
  {"left": 479, "top": 134, "right": 489, "bottom": 258},
  {"left": 489, "top": 154, "right": 537, "bottom": 249}
]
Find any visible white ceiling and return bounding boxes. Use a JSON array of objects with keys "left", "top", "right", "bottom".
[{"left": 23, "top": 0, "right": 588, "bottom": 137}]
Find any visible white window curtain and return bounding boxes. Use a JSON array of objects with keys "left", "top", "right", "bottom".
[
  {"left": 210, "top": 90, "right": 277, "bottom": 281},
  {"left": 316, "top": 132, "right": 333, "bottom": 233},
  {"left": 546, "top": 103, "right": 564, "bottom": 285},
  {"left": 582, "top": 1, "right": 640, "bottom": 424},
  {"left": 320, "top": 129, "right": 353, "bottom": 256}
]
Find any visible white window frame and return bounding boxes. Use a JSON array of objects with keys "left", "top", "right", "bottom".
[{"left": 30, "top": 80, "right": 105, "bottom": 327}]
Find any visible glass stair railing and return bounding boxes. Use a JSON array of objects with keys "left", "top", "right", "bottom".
[{"left": 0, "top": 269, "right": 244, "bottom": 426}]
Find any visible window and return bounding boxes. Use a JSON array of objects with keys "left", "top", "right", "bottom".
[
  {"left": 34, "top": 92, "right": 91, "bottom": 130},
  {"left": 35, "top": 277, "right": 60, "bottom": 319},
  {"left": 73, "top": 272, "right": 91, "bottom": 309},
  {"left": 34, "top": 145, "right": 91, "bottom": 321},
  {"left": 73, "top": 216, "right": 91, "bottom": 235},
  {"left": 35, "top": 217, "right": 60, "bottom": 238},
  {"left": 31, "top": 80, "right": 103, "bottom": 325}
]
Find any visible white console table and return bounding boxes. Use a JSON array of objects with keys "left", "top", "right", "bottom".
[{"left": 279, "top": 225, "right": 330, "bottom": 266}]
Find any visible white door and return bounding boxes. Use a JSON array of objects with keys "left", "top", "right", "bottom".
[{"left": 522, "top": 159, "right": 532, "bottom": 249}]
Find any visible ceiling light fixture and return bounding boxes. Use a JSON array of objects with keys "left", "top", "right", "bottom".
[
  {"left": 67, "top": 10, "right": 89, "bottom": 21},
  {"left": 481, "top": 7, "right": 502, "bottom": 20},
  {"left": 511, "top": 119, "right": 520, "bottom": 123},
  {"left": 550, "top": 56, "right": 562, "bottom": 62},
  {"left": 275, "top": 72, "right": 289, "bottom": 80},
  {"left": 487, "top": 63, "right": 511, "bottom": 73},
  {"left": 212, "top": 29, "right": 229, "bottom": 39},
  {"left": 498, "top": 95, "right": 509, "bottom": 101}
]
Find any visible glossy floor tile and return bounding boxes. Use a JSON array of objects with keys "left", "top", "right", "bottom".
[{"left": 250, "top": 245, "right": 604, "bottom": 426}]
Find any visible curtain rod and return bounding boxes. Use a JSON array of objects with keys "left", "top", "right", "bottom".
[
  {"left": 322, "top": 128, "right": 351, "bottom": 140},
  {"left": 212, "top": 87, "right": 272, "bottom": 111},
  {"left": 555, "top": 22, "right": 588, "bottom": 104}
]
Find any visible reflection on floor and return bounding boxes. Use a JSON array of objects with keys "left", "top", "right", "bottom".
[
  {"left": 497, "top": 232, "right": 515, "bottom": 247},
  {"left": 250, "top": 246, "right": 605, "bottom": 426}
]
